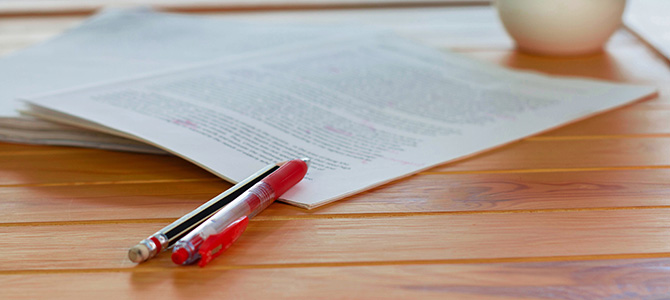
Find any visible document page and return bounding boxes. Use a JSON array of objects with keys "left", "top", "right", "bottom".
[
  {"left": 0, "top": 8, "right": 386, "bottom": 151},
  {"left": 625, "top": 0, "right": 670, "bottom": 60},
  {"left": 23, "top": 35, "right": 656, "bottom": 208},
  {"left": 0, "top": 8, "right": 379, "bottom": 117}
]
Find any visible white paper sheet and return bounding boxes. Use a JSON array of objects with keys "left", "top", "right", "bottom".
[
  {"left": 0, "top": 6, "right": 511, "bottom": 151},
  {"left": 0, "top": 7, "right": 382, "bottom": 117},
  {"left": 625, "top": 0, "right": 670, "bottom": 61},
  {"left": 23, "top": 34, "right": 656, "bottom": 208}
]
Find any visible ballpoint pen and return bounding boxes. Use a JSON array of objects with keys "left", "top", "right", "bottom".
[
  {"left": 171, "top": 158, "right": 309, "bottom": 267},
  {"left": 127, "top": 161, "right": 284, "bottom": 263}
]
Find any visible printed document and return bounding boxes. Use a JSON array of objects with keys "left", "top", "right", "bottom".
[
  {"left": 23, "top": 35, "right": 656, "bottom": 208},
  {"left": 0, "top": 8, "right": 379, "bottom": 151}
]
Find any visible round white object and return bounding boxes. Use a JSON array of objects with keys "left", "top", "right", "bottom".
[{"left": 495, "top": 0, "right": 627, "bottom": 56}]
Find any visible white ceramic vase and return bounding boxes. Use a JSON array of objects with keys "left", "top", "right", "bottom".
[{"left": 496, "top": 0, "right": 627, "bottom": 56}]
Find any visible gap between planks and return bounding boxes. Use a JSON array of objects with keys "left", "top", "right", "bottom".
[
  {"left": 0, "top": 177, "right": 222, "bottom": 188},
  {"left": 2, "top": 165, "right": 670, "bottom": 188},
  {"left": 1, "top": 252, "right": 670, "bottom": 275},
  {"left": 423, "top": 165, "right": 670, "bottom": 175},
  {"left": 527, "top": 134, "right": 670, "bottom": 141},
  {"left": 3, "top": 205, "right": 670, "bottom": 227}
]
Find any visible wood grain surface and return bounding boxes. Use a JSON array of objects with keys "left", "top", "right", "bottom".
[
  {"left": 1, "top": 3, "right": 670, "bottom": 299},
  {"left": 3, "top": 259, "right": 670, "bottom": 299}
]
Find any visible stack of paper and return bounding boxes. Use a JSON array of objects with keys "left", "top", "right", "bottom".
[
  {"left": 0, "top": 8, "right": 381, "bottom": 153},
  {"left": 0, "top": 6, "right": 511, "bottom": 153}
]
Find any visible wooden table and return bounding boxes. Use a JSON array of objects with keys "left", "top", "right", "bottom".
[{"left": 2, "top": 3, "right": 670, "bottom": 299}]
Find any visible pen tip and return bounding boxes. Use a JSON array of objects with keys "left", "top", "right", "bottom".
[
  {"left": 300, "top": 158, "right": 310, "bottom": 167},
  {"left": 172, "top": 248, "right": 189, "bottom": 265}
]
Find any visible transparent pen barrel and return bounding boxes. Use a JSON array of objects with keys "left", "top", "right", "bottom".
[{"left": 173, "top": 181, "right": 275, "bottom": 264}]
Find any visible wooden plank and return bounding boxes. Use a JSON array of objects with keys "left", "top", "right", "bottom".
[
  {"left": 3, "top": 168, "right": 670, "bottom": 223},
  {"left": 1, "top": 258, "right": 670, "bottom": 299},
  {"left": 434, "top": 137, "right": 670, "bottom": 172},
  {"left": 0, "top": 180, "right": 229, "bottom": 223},
  {"left": 4, "top": 137, "right": 670, "bottom": 186},
  {"left": 541, "top": 107, "right": 670, "bottom": 137},
  {"left": 2, "top": 209, "right": 670, "bottom": 271},
  {"left": 0, "top": 147, "right": 216, "bottom": 185},
  {"left": 266, "top": 168, "right": 670, "bottom": 215},
  {"left": 0, "top": 141, "right": 73, "bottom": 154}
]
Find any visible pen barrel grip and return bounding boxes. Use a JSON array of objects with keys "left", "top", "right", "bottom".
[
  {"left": 207, "top": 181, "right": 275, "bottom": 229},
  {"left": 246, "top": 181, "right": 276, "bottom": 218}
]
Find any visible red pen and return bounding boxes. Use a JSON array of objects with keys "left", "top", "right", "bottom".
[{"left": 171, "top": 158, "right": 309, "bottom": 267}]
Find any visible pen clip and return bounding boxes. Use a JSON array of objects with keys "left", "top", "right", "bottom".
[{"left": 198, "top": 216, "right": 249, "bottom": 267}]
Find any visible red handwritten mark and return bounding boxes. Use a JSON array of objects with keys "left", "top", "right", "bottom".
[
  {"left": 172, "top": 119, "right": 199, "bottom": 129},
  {"left": 382, "top": 157, "right": 423, "bottom": 167},
  {"left": 361, "top": 120, "right": 376, "bottom": 132},
  {"left": 324, "top": 125, "right": 352, "bottom": 136}
]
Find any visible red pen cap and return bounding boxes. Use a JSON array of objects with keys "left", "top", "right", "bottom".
[{"left": 262, "top": 159, "right": 309, "bottom": 197}]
